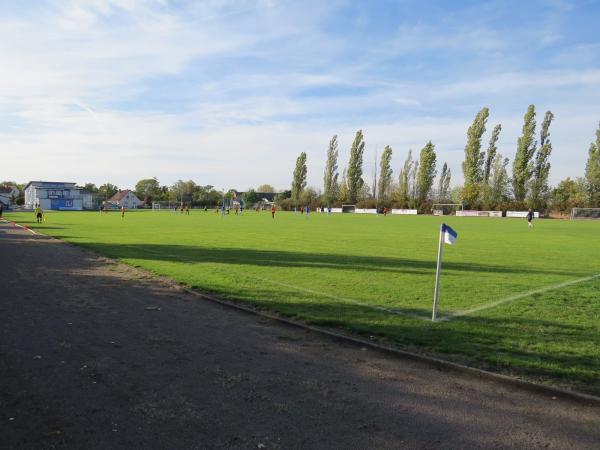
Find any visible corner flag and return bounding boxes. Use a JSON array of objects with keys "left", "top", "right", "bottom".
[
  {"left": 442, "top": 224, "right": 458, "bottom": 245},
  {"left": 432, "top": 223, "right": 458, "bottom": 321}
]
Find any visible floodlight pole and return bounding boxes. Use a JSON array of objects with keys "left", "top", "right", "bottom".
[{"left": 432, "top": 224, "right": 444, "bottom": 322}]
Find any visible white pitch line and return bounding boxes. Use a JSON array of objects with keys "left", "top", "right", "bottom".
[
  {"left": 440, "top": 273, "right": 600, "bottom": 321},
  {"left": 14, "top": 223, "right": 37, "bottom": 235},
  {"left": 136, "top": 247, "right": 430, "bottom": 321},
  {"left": 235, "top": 270, "right": 430, "bottom": 321}
]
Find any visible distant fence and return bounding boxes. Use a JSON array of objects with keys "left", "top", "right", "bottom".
[
  {"left": 391, "top": 209, "right": 418, "bottom": 215},
  {"left": 456, "top": 210, "right": 504, "bottom": 217},
  {"left": 355, "top": 208, "right": 378, "bottom": 214},
  {"left": 506, "top": 211, "right": 540, "bottom": 218}
]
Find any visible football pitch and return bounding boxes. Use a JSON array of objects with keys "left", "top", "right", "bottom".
[{"left": 6, "top": 210, "right": 600, "bottom": 395}]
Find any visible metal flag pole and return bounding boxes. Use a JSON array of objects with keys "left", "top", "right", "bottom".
[{"left": 432, "top": 224, "right": 444, "bottom": 321}]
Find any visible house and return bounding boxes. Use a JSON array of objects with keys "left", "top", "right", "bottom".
[
  {"left": 0, "top": 186, "right": 19, "bottom": 208},
  {"left": 24, "top": 181, "right": 87, "bottom": 210},
  {"left": 108, "top": 190, "right": 141, "bottom": 209},
  {"left": 0, "top": 192, "right": 11, "bottom": 208}
]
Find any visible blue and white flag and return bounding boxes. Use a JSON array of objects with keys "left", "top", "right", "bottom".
[{"left": 442, "top": 224, "right": 458, "bottom": 245}]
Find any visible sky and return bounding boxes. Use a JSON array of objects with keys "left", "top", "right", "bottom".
[{"left": 1, "top": 0, "right": 599, "bottom": 191}]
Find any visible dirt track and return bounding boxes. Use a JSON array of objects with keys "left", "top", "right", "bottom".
[{"left": 1, "top": 221, "right": 599, "bottom": 449}]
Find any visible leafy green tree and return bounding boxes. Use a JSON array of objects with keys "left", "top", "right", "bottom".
[
  {"left": 529, "top": 111, "right": 554, "bottom": 209},
  {"left": 490, "top": 154, "right": 510, "bottom": 207},
  {"left": 98, "top": 183, "right": 118, "bottom": 200},
  {"left": 291, "top": 152, "right": 307, "bottom": 202},
  {"left": 483, "top": 124, "right": 502, "bottom": 185},
  {"left": 584, "top": 122, "right": 600, "bottom": 207},
  {"left": 437, "top": 162, "right": 451, "bottom": 201},
  {"left": 395, "top": 150, "right": 413, "bottom": 207},
  {"left": 243, "top": 189, "right": 259, "bottom": 206},
  {"left": 512, "top": 105, "right": 537, "bottom": 203},
  {"left": 410, "top": 160, "right": 419, "bottom": 207},
  {"left": 170, "top": 180, "right": 197, "bottom": 203},
  {"left": 416, "top": 141, "right": 437, "bottom": 206},
  {"left": 462, "top": 107, "right": 489, "bottom": 206},
  {"left": 347, "top": 130, "right": 365, "bottom": 203},
  {"left": 377, "top": 145, "right": 393, "bottom": 202},
  {"left": 83, "top": 183, "right": 98, "bottom": 193},
  {"left": 338, "top": 168, "right": 349, "bottom": 203},
  {"left": 323, "top": 135, "right": 339, "bottom": 206},
  {"left": 201, "top": 186, "right": 222, "bottom": 206},
  {"left": 551, "top": 177, "right": 587, "bottom": 212},
  {"left": 299, "top": 186, "right": 319, "bottom": 206},
  {"left": 256, "top": 184, "right": 276, "bottom": 193},
  {"left": 135, "top": 177, "right": 161, "bottom": 203}
]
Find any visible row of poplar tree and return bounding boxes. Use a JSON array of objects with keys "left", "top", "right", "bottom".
[{"left": 288, "top": 105, "right": 600, "bottom": 212}]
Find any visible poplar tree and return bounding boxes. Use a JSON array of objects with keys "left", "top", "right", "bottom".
[
  {"left": 490, "top": 154, "right": 510, "bottom": 207},
  {"left": 585, "top": 122, "right": 600, "bottom": 207},
  {"left": 410, "top": 160, "right": 419, "bottom": 204},
  {"left": 462, "top": 107, "right": 489, "bottom": 206},
  {"left": 396, "top": 150, "right": 413, "bottom": 207},
  {"left": 347, "top": 130, "right": 365, "bottom": 203},
  {"left": 338, "top": 168, "right": 349, "bottom": 203},
  {"left": 437, "top": 162, "right": 451, "bottom": 201},
  {"left": 512, "top": 105, "right": 537, "bottom": 203},
  {"left": 323, "top": 135, "right": 339, "bottom": 206},
  {"left": 377, "top": 145, "right": 393, "bottom": 202},
  {"left": 291, "top": 152, "right": 307, "bottom": 202},
  {"left": 416, "top": 141, "right": 437, "bottom": 206},
  {"left": 484, "top": 124, "right": 502, "bottom": 185},
  {"left": 529, "top": 111, "right": 554, "bottom": 209}
]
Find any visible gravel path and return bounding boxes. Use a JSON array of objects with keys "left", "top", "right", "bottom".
[{"left": 1, "top": 221, "right": 598, "bottom": 449}]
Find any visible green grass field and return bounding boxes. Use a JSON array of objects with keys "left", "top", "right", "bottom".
[{"left": 6, "top": 209, "right": 600, "bottom": 395}]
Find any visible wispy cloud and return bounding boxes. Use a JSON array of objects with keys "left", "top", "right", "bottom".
[{"left": 1, "top": 0, "right": 599, "bottom": 189}]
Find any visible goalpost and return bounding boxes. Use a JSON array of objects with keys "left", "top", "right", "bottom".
[
  {"left": 570, "top": 208, "right": 600, "bottom": 220},
  {"left": 152, "top": 202, "right": 161, "bottom": 211},
  {"left": 341, "top": 204, "right": 356, "bottom": 213},
  {"left": 432, "top": 203, "right": 463, "bottom": 216}
]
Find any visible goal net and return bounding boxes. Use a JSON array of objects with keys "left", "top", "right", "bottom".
[
  {"left": 432, "top": 203, "right": 463, "bottom": 216},
  {"left": 341, "top": 204, "right": 356, "bottom": 213},
  {"left": 571, "top": 208, "right": 600, "bottom": 219},
  {"left": 151, "top": 201, "right": 177, "bottom": 211}
]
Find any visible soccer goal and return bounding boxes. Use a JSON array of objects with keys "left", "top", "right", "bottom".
[
  {"left": 570, "top": 208, "right": 600, "bottom": 220},
  {"left": 341, "top": 204, "right": 356, "bottom": 213},
  {"left": 432, "top": 203, "right": 464, "bottom": 216},
  {"left": 152, "top": 202, "right": 161, "bottom": 211}
]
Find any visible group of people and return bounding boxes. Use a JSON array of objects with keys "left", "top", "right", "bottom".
[
  {"left": 215, "top": 205, "right": 243, "bottom": 215},
  {"left": 98, "top": 203, "right": 126, "bottom": 218},
  {"left": 174, "top": 203, "right": 191, "bottom": 215}
]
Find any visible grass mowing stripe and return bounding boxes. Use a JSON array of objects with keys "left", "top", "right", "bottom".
[
  {"left": 218, "top": 265, "right": 431, "bottom": 321},
  {"left": 442, "top": 273, "right": 600, "bottom": 321},
  {"left": 130, "top": 245, "right": 430, "bottom": 320}
]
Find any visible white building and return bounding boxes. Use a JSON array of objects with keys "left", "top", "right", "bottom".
[
  {"left": 24, "top": 181, "right": 86, "bottom": 210},
  {"left": 109, "top": 190, "right": 141, "bottom": 209},
  {"left": 81, "top": 190, "right": 95, "bottom": 209}
]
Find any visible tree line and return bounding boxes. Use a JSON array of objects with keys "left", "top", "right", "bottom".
[
  {"left": 285, "top": 106, "right": 600, "bottom": 213},
  {"left": 2, "top": 107, "right": 599, "bottom": 213}
]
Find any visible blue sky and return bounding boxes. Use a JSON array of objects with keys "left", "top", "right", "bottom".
[{"left": 1, "top": 0, "right": 599, "bottom": 191}]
